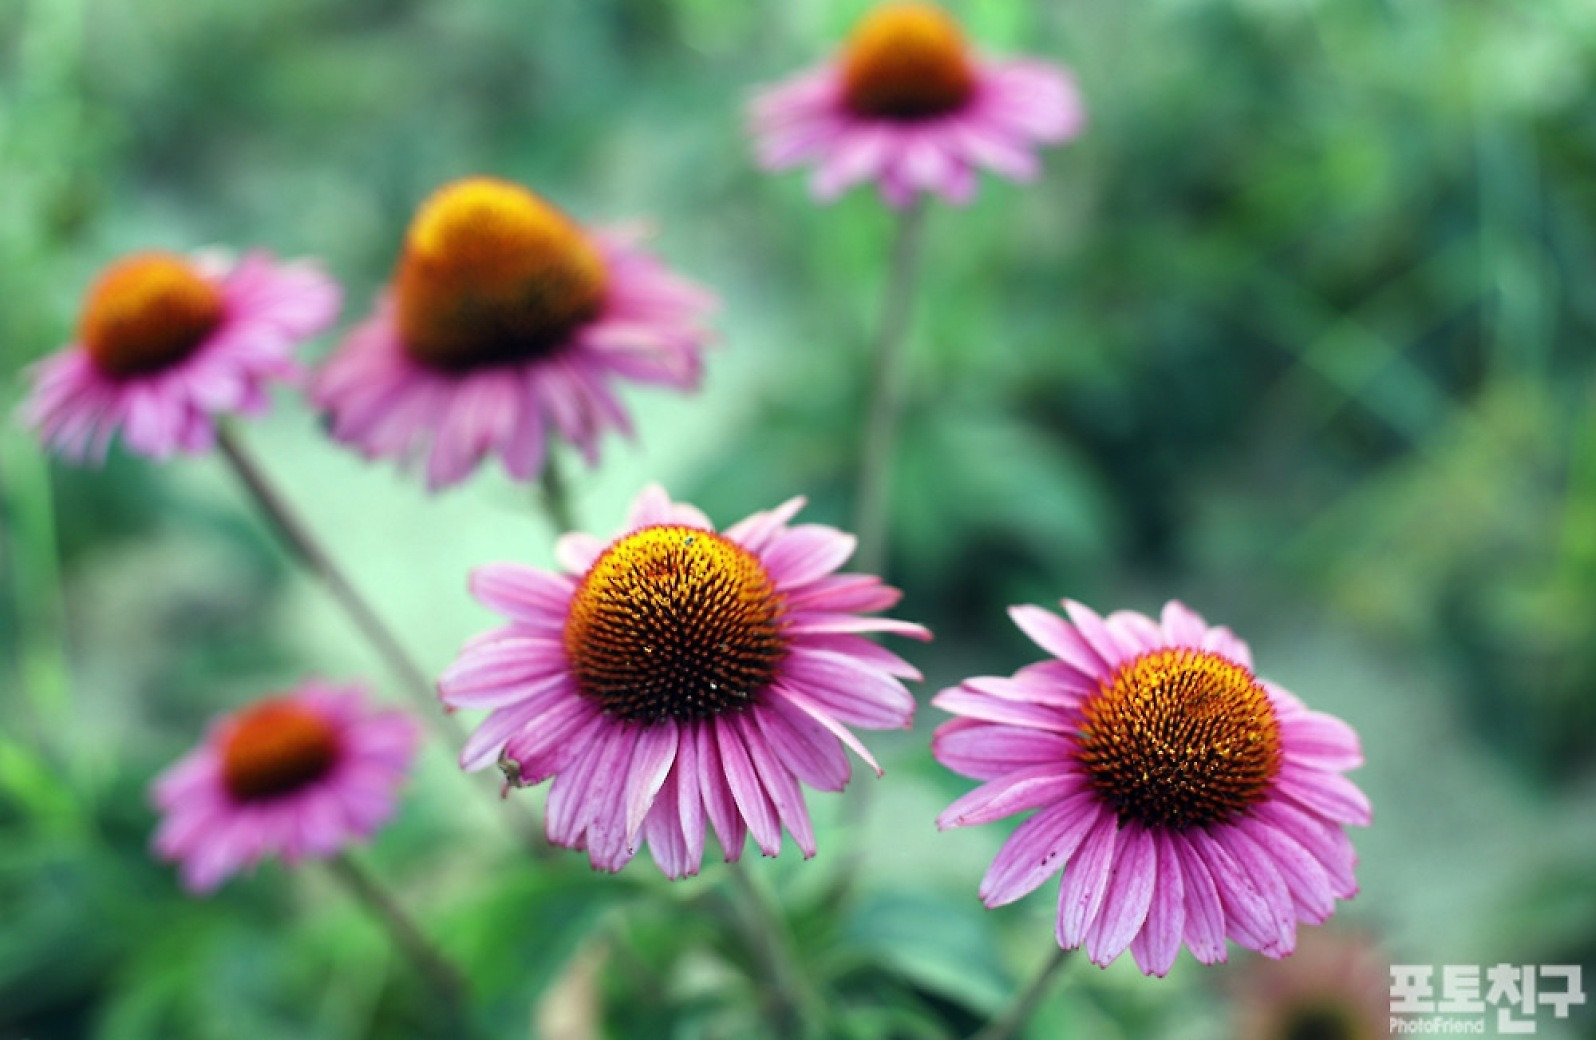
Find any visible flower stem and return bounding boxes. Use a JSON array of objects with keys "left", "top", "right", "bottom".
[
  {"left": 968, "top": 945, "right": 1072, "bottom": 1040},
  {"left": 830, "top": 199, "right": 930, "bottom": 911},
  {"left": 325, "top": 855, "right": 472, "bottom": 1028},
  {"left": 0, "top": 426, "right": 72, "bottom": 740},
  {"left": 852, "top": 197, "right": 930, "bottom": 578},
  {"left": 214, "top": 424, "right": 555, "bottom": 858},
  {"left": 216, "top": 425, "right": 440, "bottom": 723},
  {"left": 724, "top": 859, "right": 829, "bottom": 1040},
  {"left": 538, "top": 450, "right": 578, "bottom": 536}
]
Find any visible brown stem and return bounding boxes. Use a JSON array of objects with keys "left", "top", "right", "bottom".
[
  {"left": 852, "top": 197, "right": 930, "bottom": 578},
  {"left": 215, "top": 424, "right": 554, "bottom": 858},
  {"left": 216, "top": 425, "right": 440, "bottom": 721},
  {"left": 325, "top": 855, "right": 473, "bottom": 1027},
  {"left": 724, "top": 859, "right": 829, "bottom": 1040},
  {"left": 538, "top": 450, "right": 579, "bottom": 536},
  {"left": 968, "top": 945, "right": 1072, "bottom": 1040}
]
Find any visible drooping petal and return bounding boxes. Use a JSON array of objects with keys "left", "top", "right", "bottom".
[
  {"left": 716, "top": 718, "right": 782, "bottom": 857},
  {"left": 1056, "top": 813, "right": 1119, "bottom": 949},
  {"left": 1129, "top": 833, "right": 1186, "bottom": 977},
  {"left": 1082, "top": 826, "right": 1157, "bottom": 967},
  {"left": 936, "top": 766, "right": 1084, "bottom": 829},
  {"left": 932, "top": 719, "right": 1074, "bottom": 782},
  {"left": 624, "top": 721, "right": 680, "bottom": 842},
  {"left": 979, "top": 794, "right": 1102, "bottom": 907}
]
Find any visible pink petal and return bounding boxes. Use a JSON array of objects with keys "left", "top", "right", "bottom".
[
  {"left": 581, "top": 728, "right": 640, "bottom": 872},
  {"left": 697, "top": 722, "right": 746, "bottom": 861},
  {"left": 469, "top": 564, "right": 575, "bottom": 627},
  {"left": 1063, "top": 600, "right": 1137, "bottom": 669},
  {"left": 1082, "top": 826, "right": 1157, "bottom": 967},
  {"left": 979, "top": 794, "right": 1102, "bottom": 907},
  {"left": 624, "top": 722, "right": 680, "bottom": 842},
  {"left": 625, "top": 483, "right": 680, "bottom": 529},
  {"left": 438, "top": 638, "right": 567, "bottom": 707},
  {"left": 723, "top": 496, "right": 806, "bottom": 554},
  {"left": 1056, "top": 813, "right": 1118, "bottom": 948},
  {"left": 1159, "top": 601, "right": 1209, "bottom": 647},
  {"left": 555, "top": 532, "right": 606, "bottom": 575},
  {"left": 1251, "top": 800, "right": 1358, "bottom": 898},
  {"left": 783, "top": 649, "right": 915, "bottom": 729},
  {"left": 1188, "top": 830, "right": 1287, "bottom": 955},
  {"left": 545, "top": 737, "right": 607, "bottom": 848},
  {"left": 644, "top": 766, "right": 693, "bottom": 879},
  {"left": 931, "top": 687, "right": 1072, "bottom": 734},
  {"left": 673, "top": 725, "right": 706, "bottom": 871},
  {"left": 1008, "top": 604, "right": 1108, "bottom": 678},
  {"left": 1277, "top": 765, "right": 1373, "bottom": 826},
  {"left": 782, "top": 615, "right": 930, "bottom": 640},
  {"left": 782, "top": 575, "right": 901, "bottom": 614},
  {"left": 1129, "top": 833, "right": 1186, "bottom": 977},
  {"left": 761, "top": 525, "right": 857, "bottom": 588},
  {"left": 1243, "top": 821, "right": 1335, "bottom": 923},
  {"left": 756, "top": 700, "right": 851, "bottom": 792},
  {"left": 768, "top": 685, "right": 883, "bottom": 777},
  {"left": 737, "top": 713, "right": 815, "bottom": 857},
  {"left": 1170, "top": 833, "right": 1227, "bottom": 964},
  {"left": 716, "top": 719, "right": 781, "bottom": 857},
  {"left": 936, "top": 766, "right": 1084, "bottom": 829},
  {"left": 932, "top": 719, "right": 1074, "bottom": 782},
  {"left": 1280, "top": 712, "right": 1364, "bottom": 772}
]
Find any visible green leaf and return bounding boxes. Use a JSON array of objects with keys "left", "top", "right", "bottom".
[
  {"left": 438, "top": 866, "right": 622, "bottom": 1013},
  {"left": 841, "top": 891, "right": 1010, "bottom": 1018}
]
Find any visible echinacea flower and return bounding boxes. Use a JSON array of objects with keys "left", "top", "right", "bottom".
[
  {"left": 933, "top": 600, "right": 1370, "bottom": 976},
  {"left": 151, "top": 680, "right": 419, "bottom": 893},
  {"left": 313, "top": 177, "right": 716, "bottom": 491},
  {"left": 749, "top": 2, "right": 1084, "bottom": 208},
  {"left": 1227, "top": 929, "right": 1390, "bottom": 1040},
  {"left": 21, "top": 250, "right": 339, "bottom": 461},
  {"left": 439, "top": 484, "right": 929, "bottom": 877}
]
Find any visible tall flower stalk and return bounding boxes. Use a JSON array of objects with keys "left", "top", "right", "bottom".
[
  {"left": 853, "top": 197, "right": 929, "bottom": 576},
  {"left": 537, "top": 449, "right": 580, "bottom": 536},
  {"left": 968, "top": 946, "right": 1071, "bottom": 1040},
  {"left": 215, "top": 424, "right": 554, "bottom": 857},
  {"left": 325, "top": 854, "right": 474, "bottom": 1028},
  {"left": 215, "top": 425, "right": 445, "bottom": 732},
  {"left": 724, "top": 860, "right": 831, "bottom": 1040},
  {"left": 150, "top": 685, "right": 467, "bottom": 1024}
]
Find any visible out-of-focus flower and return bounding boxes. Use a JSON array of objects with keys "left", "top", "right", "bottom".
[
  {"left": 1227, "top": 929, "right": 1391, "bottom": 1040},
  {"left": 934, "top": 599, "right": 1370, "bottom": 975},
  {"left": 21, "top": 250, "right": 339, "bottom": 461},
  {"left": 749, "top": 2, "right": 1084, "bottom": 208},
  {"left": 313, "top": 177, "right": 715, "bottom": 491},
  {"left": 151, "top": 680, "right": 419, "bottom": 893},
  {"left": 439, "top": 484, "right": 929, "bottom": 877}
]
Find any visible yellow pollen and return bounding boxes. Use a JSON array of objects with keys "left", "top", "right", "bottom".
[
  {"left": 1076, "top": 649, "right": 1281, "bottom": 830},
  {"left": 395, "top": 176, "right": 608, "bottom": 373},
  {"left": 221, "top": 699, "right": 341, "bottom": 803},
  {"left": 79, "top": 252, "right": 225, "bottom": 379},
  {"left": 564, "top": 526, "right": 788, "bottom": 723},
  {"left": 840, "top": 2, "right": 976, "bottom": 120}
]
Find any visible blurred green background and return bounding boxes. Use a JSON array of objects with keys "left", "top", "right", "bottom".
[{"left": 3, "top": 0, "right": 1595, "bottom": 1037}]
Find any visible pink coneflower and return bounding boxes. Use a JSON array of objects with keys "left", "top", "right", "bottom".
[
  {"left": 21, "top": 250, "right": 339, "bottom": 462},
  {"left": 749, "top": 2, "right": 1085, "bottom": 208},
  {"left": 438, "top": 484, "right": 930, "bottom": 877},
  {"left": 933, "top": 600, "right": 1370, "bottom": 976},
  {"left": 151, "top": 680, "right": 420, "bottom": 893},
  {"left": 313, "top": 177, "right": 716, "bottom": 491}
]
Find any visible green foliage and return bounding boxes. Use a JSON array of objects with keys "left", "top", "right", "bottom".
[{"left": 4, "top": 0, "right": 1596, "bottom": 1037}]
